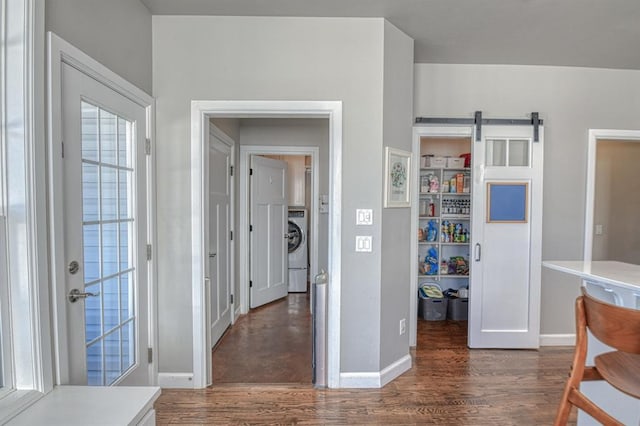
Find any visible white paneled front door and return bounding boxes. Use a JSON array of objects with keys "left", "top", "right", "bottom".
[
  {"left": 250, "top": 156, "right": 288, "bottom": 308},
  {"left": 59, "top": 63, "right": 150, "bottom": 385},
  {"left": 469, "top": 125, "right": 544, "bottom": 348}
]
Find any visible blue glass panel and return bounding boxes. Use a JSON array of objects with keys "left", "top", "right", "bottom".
[
  {"left": 100, "top": 109, "right": 117, "bottom": 165},
  {"left": 119, "top": 222, "right": 130, "bottom": 271},
  {"left": 119, "top": 170, "right": 130, "bottom": 220},
  {"left": 120, "top": 272, "right": 132, "bottom": 322},
  {"left": 117, "top": 117, "right": 131, "bottom": 167},
  {"left": 81, "top": 102, "right": 98, "bottom": 162},
  {"left": 122, "top": 321, "right": 134, "bottom": 371},
  {"left": 102, "top": 223, "right": 118, "bottom": 276},
  {"left": 86, "top": 340, "right": 103, "bottom": 386},
  {"left": 82, "top": 163, "right": 99, "bottom": 222},
  {"left": 105, "top": 329, "right": 121, "bottom": 385},
  {"left": 101, "top": 166, "right": 117, "bottom": 221},
  {"left": 84, "top": 283, "right": 102, "bottom": 343},
  {"left": 83, "top": 224, "right": 100, "bottom": 283},
  {"left": 103, "top": 277, "right": 119, "bottom": 333}
]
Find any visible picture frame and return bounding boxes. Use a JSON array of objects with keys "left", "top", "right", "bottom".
[
  {"left": 384, "top": 147, "right": 412, "bottom": 208},
  {"left": 486, "top": 182, "right": 529, "bottom": 223}
]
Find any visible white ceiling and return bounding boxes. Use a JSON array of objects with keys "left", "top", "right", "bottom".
[{"left": 141, "top": 0, "right": 640, "bottom": 70}]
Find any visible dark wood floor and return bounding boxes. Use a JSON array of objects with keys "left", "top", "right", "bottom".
[
  {"left": 156, "top": 293, "right": 577, "bottom": 424},
  {"left": 212, "top": 293, "right": 312, "bottom": 384}
]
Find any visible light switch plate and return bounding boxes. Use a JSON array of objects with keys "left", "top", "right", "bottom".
[
  {"left": 356, "top": 209, "right": 373, "bottom": 225},
  {"left": 355, "top": 235, "right": 372, "bottom": 252}
]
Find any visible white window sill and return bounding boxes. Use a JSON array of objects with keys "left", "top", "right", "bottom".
[
  {"left": 4, "top": 386, "right": 161, "bottom": 425},
  {"left": 0, "top": 390, "right": 45, "bottom": 425}
]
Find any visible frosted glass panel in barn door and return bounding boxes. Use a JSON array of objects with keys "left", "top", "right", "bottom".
[
  {"left": 60, "top": 63, "right": 150, "bottom": 385},
  {"left": 469, "top": 125, "right": 543, "bottom": 348}
]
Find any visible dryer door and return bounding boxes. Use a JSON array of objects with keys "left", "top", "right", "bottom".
[{"left": 288, "top": 221, "right": 303, "bottom": 253}]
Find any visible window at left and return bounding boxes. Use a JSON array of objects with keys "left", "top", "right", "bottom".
[{"left": 0, "top": 0, "right": 52, "bottom": 420}]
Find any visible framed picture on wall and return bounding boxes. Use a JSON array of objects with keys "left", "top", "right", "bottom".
[{"left": 384, "top": 147, "right": 412, "bottom": 208}]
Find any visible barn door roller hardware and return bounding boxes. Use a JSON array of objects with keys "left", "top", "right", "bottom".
[{"left": 415, "top": 111, "right": 542, "bottom": 142}]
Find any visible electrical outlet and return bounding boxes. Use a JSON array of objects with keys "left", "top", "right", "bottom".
[
  {"left": 399, "top": 318, "right": 406, "bottom": 335},
  {"left": 355, "top": 235, "right": 372, "bottom": 252}
]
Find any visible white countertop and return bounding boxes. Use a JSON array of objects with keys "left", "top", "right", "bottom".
[
  {"left": 7, "top": 385, "right": 161, "bottom": 425},
  {"left": 543, "top": 260, "right": 640, "bottom": 292}
]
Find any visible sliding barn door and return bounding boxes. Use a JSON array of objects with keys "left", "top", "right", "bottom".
[{"left": 469, "top": 125, "right": 544, "bottom": 348}]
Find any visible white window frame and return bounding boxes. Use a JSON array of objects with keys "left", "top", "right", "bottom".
[{"left": 0, "top": 0, "right": 53, "bottom": 422}]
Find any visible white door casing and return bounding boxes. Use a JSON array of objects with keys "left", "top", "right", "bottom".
[
  {"left": 206, "top": 131, "right": 232, "bottom": 350},
  {"left": 469, "top": 125, "right": 544, "bottom": 348},
  {"left": 48, "top": 33, "right": 155, "bottom": 386},
  {"left": 250, "top": 155, "right": 289, "bottom": 308},
  {"left": 190, "top": 101, "right": 342, "bottom": 389}
]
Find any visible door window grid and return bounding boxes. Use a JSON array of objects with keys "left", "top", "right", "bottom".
[
  {"left": 486, "top": 138, "right": 531, "bottom": 167},
  {"left": 81, "top": 102, "right": 136, "bottom": 386}
]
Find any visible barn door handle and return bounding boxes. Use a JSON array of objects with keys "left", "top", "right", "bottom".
[{"left": 474, "top": 243, "right": 481, "bottom": 261}]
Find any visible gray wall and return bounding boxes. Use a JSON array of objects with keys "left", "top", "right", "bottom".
[
  {"left": 414, "top": 63, "right": 640, "bottom": 334},
  {"left": 380, "top": 22, "right": 414, "bottom": 368},
  {"left": 45, "top": 0, "right": 153, "bottom": 95},
  {"left": 152, "top": 16, "right": 412, "bottom": 375},
  {"left": 238, "top": 118, "right": 330, "bottom": 272}
]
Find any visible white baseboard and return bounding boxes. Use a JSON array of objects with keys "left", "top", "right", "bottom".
[
  {"left": 157, "top": 373, "right": 195, "bottom": 388},
  {"left": 540, "top": 333, "right": 575, "bottom": 346},
  {"left": 339, "top": 354, "right": 412, "bottom": 388}
]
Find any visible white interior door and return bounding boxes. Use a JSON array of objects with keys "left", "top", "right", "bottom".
[
  {"left": 207, "top": 133, "right": 232, "bottom": 348},
  {"left": 469, "top": 125, "right": 544, "bottom": 348},
  {"left": 60, "top": 63, "right": 150, "bottom": 385},
  {"left": 250, "top": 156, "right": 288, "bottom": 308}
]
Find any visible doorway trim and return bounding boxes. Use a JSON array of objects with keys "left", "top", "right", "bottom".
[
  {"left": 239, "top": 145, "right": 320, "bottom": 314},
  {"left": 190, "top": 100, "right": 342, "bottom": 388},
  {"left": 584, "top": 129, "right": 640, "bottom": 262}
]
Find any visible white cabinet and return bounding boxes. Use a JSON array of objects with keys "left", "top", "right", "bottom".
[{"left": 417, "top": 166, "right": 471, "bottom": 291}]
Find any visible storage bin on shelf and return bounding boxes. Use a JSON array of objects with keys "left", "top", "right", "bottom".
[
  {"left": 446, "top": 157, "right": 465, "bottom": 168},
  {"left": 423, "top": 156, "right": 446, "bottom": 168},
  {"left": 418, "top": 283, "right": 448, "bottom": 321}
]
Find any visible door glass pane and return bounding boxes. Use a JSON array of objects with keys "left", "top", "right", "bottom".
[
  {"left": 81, "top": 102, "right": 98, "bottom": 162},
  {"left": 486, "top": 139, "right": 506, "bottom": 166},
  {"left": 100, "top": 109, "right": 117, "bottom": 166},
  {"left": 82, "top": 163, "right": 99, "bottom": 221},
  {"left": 84, "top": 283, "right": 101, "bottom": 343},
  {"left": 508, "top": 139, "right": 530, "bottom": 166},
  {"left": 105, "top": 329, "right": 121, "bottom": 385},
  {"left": 86, "top": 340, "right": 103, "bottom": 386},
  {"left": 101, "top": 167, "right": 117, "bottom": 221},
  {"left": 81, "top": 102, "right": 136, "bottom": 386}
]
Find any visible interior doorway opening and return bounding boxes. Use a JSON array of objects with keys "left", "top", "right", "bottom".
[
  {"left": 584, "top": 130, "right": 640, "bottom": 264},
  {"left": 190, "top": 101, "right": 342, "bottom": 388}
]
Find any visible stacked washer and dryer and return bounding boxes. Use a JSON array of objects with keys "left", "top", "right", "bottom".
[{"left": 287, "top": 209, "right": 308, "bottom": 292}]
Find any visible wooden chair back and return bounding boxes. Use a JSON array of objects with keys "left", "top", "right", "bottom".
[{"left": 581, "top": 287, "right": 640, "bottom": 354}]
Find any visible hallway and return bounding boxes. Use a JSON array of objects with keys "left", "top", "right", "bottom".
[{"left": 212, "top": 293, "right": 312, "bottom": 384}]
